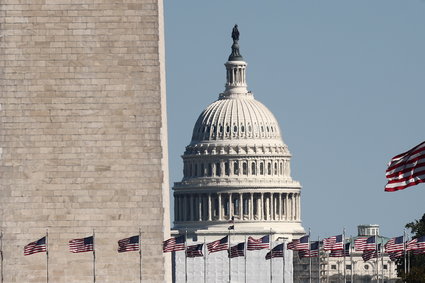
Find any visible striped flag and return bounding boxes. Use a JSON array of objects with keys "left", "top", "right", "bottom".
[
  {"left": 362, "top": 244, "right": 381, "bottom": 262},
  {"left": 247, "top": 235, "right": 269, "bottom": 250},
  {"left": 265, "top": 243, "right": 284, "bottom": 260},
  {"left": 385, "top": 141, "right": 425, "bottom": 192},
  {"left": 228, "top": 242, "right": 245, "bottom": 258},
  {"left": 388, "top": 250, "right": 404, "bottom": 261},
  {"left": 207, "top": 236, "right": 228, "bottom": 253},
  {"left": 406, "top": 236, "right": 425, "bottom": 251},
  {"left": 163, "top": 235, "right": 185, "bottom": 253},
  {"left": 24, "top": 236, "right": 47, "bottom": 256},
  {"left": 323, "top": 235, "right": 343, "bottom": 251},
  {"left": 287, "top": 235, "right": 309, "bottom": 251},
  {"left": 354, "top": 237, "right": 368, "bottom": 251},
  {"left": 329, "top": 243, "right": 350, "bottom": 257},
  {"left": 384, "top": 236, "right": 404, "bottom": 253},
  {"left": 364, "top": 236, "right": 377, "bottom": 251},
  {"left": 69, "top": 236, "right": 94, "bottom": 253},
  {"left": 298, "top": 241, "right": 319, "bottom": 258},
  {"left": 186, "top": 244, "right": 204, "bottom": 258},
  {"left": 118, "top": 235, "right": 139, "bottom": 253}
]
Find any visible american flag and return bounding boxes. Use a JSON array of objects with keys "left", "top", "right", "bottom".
[
  {"left": 388, "top": 250, "right": 404, "bottom": 261},
  {"left": 385, "top": 141, "right": 425, "bottom": 192},
  {"left": 385, "top": 236, "right": 404, "bottom": 253},
  {"left": 228, "top": 242, "right": 245, "bottom": 258},
  {"left": 329, "top": 243, "right": 350, "bottom": 257},
  {"left": 362, "top": 244, "right": 381, "bottom": 262},
  {"left": 323, "top": 235, "right": 343, "bottom": 251},
  {"left": 186, "top": 244, "right": 203, "bottom": 258},
  {"left": 412, "top": 248, "right": 425, "bottom": 255},
  {"left": 364, "top": 236, "right": 377, "bottom": 251},
  {"left": 287, "top": 239, "right": 298, "bottom": 250},
  {"left": 163, "top": 235, "right": 185, "bottom": 253},
  {"left": 24, "top": 236, "right": 47, "bottom": 256},
  {"left": 69, "top": 236, "right": 94, "bottom": 253},
  {"left": 207, "top": 236, "right": 228, "bottom": 253},
  {"left": 354, "top": 237, "right": 368, "bottom": 251},
  {"left": 247, "top": 235, "right": 269, "bottom": 250},
  {"left": 406, "top": 236, "right": 425, "bottom": 251},
  {"left": 118, "top": 235, "right": 139, "bottom": 253},
  {"left": 265, "top": 243, "right": 284, "bottom": 260},
  {"left": 294, "top": 235, "right": 309, "bottom": 251},
  {"left": 298, "top": 241, "right": 319, "bottom": 258}
]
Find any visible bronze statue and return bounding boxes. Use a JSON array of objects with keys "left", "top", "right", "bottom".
[{"left": 232, "top": 24, "right": 240, "bottom": 42}]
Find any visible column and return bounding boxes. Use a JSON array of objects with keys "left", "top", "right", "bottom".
[
  {"left": 218, "top": 193, "right": 222, "bottom": 221},
  {"left": 239, "top": 193, "right": 243, "bottom": 218},
  {"left": 229, "top": 193, "right": 233, "bottom": 219},
  {"left": 189, "top": 194, "right": 194, "bottom": 221},
  {"left": 279, "top": 193, "right": 282, "bottom": 221},
  {"left": 291, "top": 194, "right": 295, "bottom": 221},
  {"left": 260, "top": 193, "right": 264, "bottom": 220},
  {"left": 249, "top": 193, "right": 254, "bottom": 220},
  {"left": 270, "top": 193, "right": 274, "bottom": 221},
  {"left": 198, "top": 194, "right": 202, "bottom": 221},
  {"left": 208, "top": 193, "right": 212, "bottom": 221},
  {"left": 183, "top": 195, "right": 187, "bottom": 221}
]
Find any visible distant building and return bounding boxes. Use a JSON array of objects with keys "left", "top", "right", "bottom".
[
  {"left": 293, "top": 225, "right": 400, "bottom": 283},
  {"left": 171, "top": 25, "right": 305, "bottom": 282}
]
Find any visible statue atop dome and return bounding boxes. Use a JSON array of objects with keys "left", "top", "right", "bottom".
[
  {"left": 229, "top": 24, "right": 243, "bottom": 61},
  {"left": 231, "top": 24, "right": 240, "bottom": 42}
]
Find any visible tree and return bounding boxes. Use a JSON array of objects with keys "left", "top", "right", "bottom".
[{"left": 396, "top": 213, "right": 425, "bottom": 282}]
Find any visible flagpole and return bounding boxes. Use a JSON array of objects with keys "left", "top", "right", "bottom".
[
  {"left": 228, "top": 229, "right": 231, "bottom": 283},
  {"left": 93, "top": 229, "right": 96, "bottom": 283},
  {"left": 317, "top": 236, "right": 320, "bottom": 283},
  {"left": 343, "top": 228, "right": 346, "bottom": 283},
  {"left": 244, "top": 234, "right": 247, "bottom": 283},
  {"left": 350, "top": 236, "right": 353, "bottom": 283},
  {"left": 185, "top": 230, "right": 188, "bottom": 283},
  {"left": 270, "top": 229, "right": 273, "bottom": 283},
  {"left": 308, "top": 228, "right": 311, "bottom": 283},
  {"left": 0, "top": 230, "right": 3, "bottom": 283},
  {"left": 403, "top": 229, "right": 407, "bottom": 279},
  {"left": 375, "top": 235, "right": 378, "bottom": 282},
  {"left": 46, "top": 229, "right": 49, "bottom": 283},
  {"left": 139, "top": 228, "right": 142, "bottom": 283},
  {"left": 282, "top": 239, "right": 285, "bottom": 283},
  {"left": 203, "top": 237, "right": 207, "bottom": 283}
]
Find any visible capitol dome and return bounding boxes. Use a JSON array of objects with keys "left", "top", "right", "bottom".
[{"left": 173, "top": 26, "right": 305, "bottom": 240}]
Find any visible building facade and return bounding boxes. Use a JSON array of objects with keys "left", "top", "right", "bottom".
[
  {"left": 293, "top": 225, "right": 399, "bottom": 283},
  {"left": 0, "top": 1, "right": 170, "bottom": 282},
  {"left": 172, "top": 25, "right": 305, "bottom": 242}
]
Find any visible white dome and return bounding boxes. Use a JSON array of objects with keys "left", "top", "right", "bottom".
[{"left": 190, "top": 93, "right": 284, "bottom": 145}]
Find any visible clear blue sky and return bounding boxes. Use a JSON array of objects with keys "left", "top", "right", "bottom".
[{"left": 164, "top": 0, "right": 425, "bottom": 239}]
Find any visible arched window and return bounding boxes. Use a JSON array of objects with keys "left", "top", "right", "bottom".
[
  {"left": 234, "top": 161, "right": 239, "bottom": 175},
  {"left": 233, "top": 125, "right": 237, "bottom": 132},
  {"left": 260, "top": 162, "right": 264, "bottom": 175},
  {"left": 251, "top": 162, "right": 256, "bottom": 175},
  {"left": 274, "top": 162, "right": 278, "bottom": 175},
  {"left": 225, "top": 162, "right": 230, "bottom": 176},
  {"left": 241, "top": 125, "right": 245, "bottom": 132},
  {"left": 242, "top": 162, "right": 247, "bottom": 175},
  {"left": 216, "top": 163, "right": 221, "bottom": 176},
  {"left": 267, "top": 162, "right": 272, "bottom": 175},
  {"left": 280, "top": 162, "right": 283, "bottom": 175},
  {"left": 208, "top": 163, "right": 212, "bottom": 177}
]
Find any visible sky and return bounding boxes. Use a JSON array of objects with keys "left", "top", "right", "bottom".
[{"left": 164, "top": 0, "right": 425, "bottom": 240}]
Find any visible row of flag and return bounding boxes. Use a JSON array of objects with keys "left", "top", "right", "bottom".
[
  {"left": 24, "top": 235, "right": 140, "bottom": 256},
  {"left": 163, "top": 233, "right": 425, "bottom": 262},
  {"left": 163, "top": 235, "right": 281, "bottom": 260}
]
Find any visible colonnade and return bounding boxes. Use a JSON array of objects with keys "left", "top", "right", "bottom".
[{"left": 174, "top": 192, "right": 300, "bottom": 223}]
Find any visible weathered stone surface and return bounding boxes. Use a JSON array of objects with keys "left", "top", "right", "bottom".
[{"left": 0, "top": 0, "right": 170, "bottom": 282}]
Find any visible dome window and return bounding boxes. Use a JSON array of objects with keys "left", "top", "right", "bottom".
[
  {"left": 226, "top": 125, "right": 230, "bottom": 133},
  {"left": 234, "top": 161, "right": 239, "bottom": 175},
  {"left": 267, "top": 162, "right": 272, "bottom": 175},
  {"left": 251, "top": 162, "right": 256, "bottom": 175},
  {"left": 225, "top": 162, "right": 230, "bottom": 176},
  {"left": 241, "top": 125, "right": 245, "bottom": 132},
  {"left": 200, "top": 164, "right": 205, "bottom": 176},
  {"left": 233, "top": 126, "right": 237, "bottom": 132},
  {"left": 267, "top": 126, "right": 269, "bottom": 132},
  {"left": 194, "top": 164, "right": 198, "bottom": 176},
  {"left": 216, "top": 163, "right": 221, "bottom": 176},
  {"left": 242, "top": 162, "right": 247, "bottom": 175},
  {"left": 248, "top": 125, "right": 252, "bottom": 132},
  {"left": 208, "top": 163, "right": 213, "bottom": 177},
  {"left": 274, "top": 162, "right": 278, "bottom": 175},
  {"left": 280, "top": 162, "right": 283, "bottom": 175},
  {"left": 261, "top": 126, "right": 264, "bottom": 132},
  {"left": 260, "top": 162, "right": 264, "bottom": 175}
]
